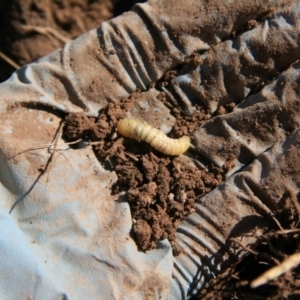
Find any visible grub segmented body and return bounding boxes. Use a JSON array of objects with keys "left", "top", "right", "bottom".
[{"left": 117, "top": 118, "right": 190, "bottom": 156}]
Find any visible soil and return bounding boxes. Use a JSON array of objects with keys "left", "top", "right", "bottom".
[
  {"left": 1, "top": 1, "right": 300, "bottom": 299},
  {"left": 63, "top": 95, "right": 224, "bottom": 256},
  {"left": 0, "top": 0, "right": 145, "bottom": 83}
]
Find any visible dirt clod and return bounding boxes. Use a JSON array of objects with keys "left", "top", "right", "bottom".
[
  {"left": 64, "top": 112, "right": 93, "bottom": 140},
  {"left": 133, "top": 219, "right": 152, "bottom": 251}
]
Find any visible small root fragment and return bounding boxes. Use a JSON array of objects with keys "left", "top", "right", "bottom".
[
  {"left": 251, "top": 253, "right": 300, "bottom": 288},
  {"left": 19, "top": 25, "right": 70, "bottom": 44}
]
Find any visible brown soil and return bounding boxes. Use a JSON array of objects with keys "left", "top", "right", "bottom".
[
  {"left": 0, "top": 0, "right": 145, "bottom": 83},
  {"left": 63, "top": 95, "right": 224, "bottom": 256}
]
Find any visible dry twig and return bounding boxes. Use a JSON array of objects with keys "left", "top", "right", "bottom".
[
  {"left": 20, "top": 25, "right": 70, "bottom": 44},
  {"left": 251, "top": 252, "right": 300, "bottom": 288},
  {"left": 0, "top": 51, "right": 20, "bottom": 69}
]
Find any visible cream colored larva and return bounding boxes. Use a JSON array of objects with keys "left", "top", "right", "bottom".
[{"left": 117, "top": 118, "right": 190, "bottom": 156}]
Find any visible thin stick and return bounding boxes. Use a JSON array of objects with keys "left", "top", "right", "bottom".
[
  {"left": 48, "top": 138, "right": 83, "bottom": 151},
  {"left": 0, "top": 51, "right": 20, "bottom": 69},
  {"left": 230, "top": 238, "right": 258, "bottom": 256},
  {"left": 9, "top": 122, "right": 64, "bottom": 214},
  {"left": 266, "top": 228, "right": 300, "bottom": 237},
  {"left": 8, "top": 138, "right": 83, "bottom": 159},
  {"left": 74, "top": 15, "right": 86, "bottom": 33},
  {"left": 230, "top": 237, "right": 280, "bottom": 267},
  {"left": 88, "top": 141, "right": 103, "bottom": 146},
  {"left": 251, "top": 252, "right": 300, "bottom": 288},
  {"left": 20, "top": 25, "right": 70, "bottom": 44},
  {"left": 46, "top": 121, "right": 64, "bottom": 183},
  {"left": 123, "top": 151, "right": 139, "bottom": 162},
  {"left": 287, "top": 187, "right": 300, "bottom": 225}
]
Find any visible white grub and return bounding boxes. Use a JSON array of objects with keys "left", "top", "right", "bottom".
[{"left": 117, "top": 118, "right": 190, "bottom": 156}]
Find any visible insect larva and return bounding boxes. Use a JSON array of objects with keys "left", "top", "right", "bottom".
[{"left": 117, "top": 118, "right": 190, "bottom": 156}]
